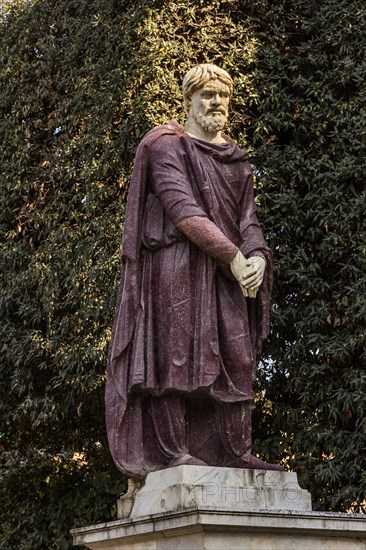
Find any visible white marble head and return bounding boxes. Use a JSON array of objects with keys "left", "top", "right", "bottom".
[{"left": 182, "top": 64, "right": 233, "bottom": 116}]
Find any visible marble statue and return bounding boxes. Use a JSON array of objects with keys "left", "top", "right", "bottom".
[{"left": 106, "top": 64, "right": 283, "bottom": 482}]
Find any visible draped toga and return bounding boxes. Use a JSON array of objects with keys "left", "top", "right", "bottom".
[{"left": 106, "top": 121, "right": 272, "bottom": 478}]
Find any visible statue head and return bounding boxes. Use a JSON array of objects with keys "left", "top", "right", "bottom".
[
  {"left": 182, "top": 64, "right": 233, "bottom": 134},
  {"left": 182, "top": 64, "right": 233, "bottom": 116}
]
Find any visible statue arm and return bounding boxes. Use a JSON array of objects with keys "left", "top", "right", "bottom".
[
  {"left": 176, "top": 216, "right": 238, "bottom": 263},
  {"left": 177, "top": 216, "right": 264, "bottom": 298}
]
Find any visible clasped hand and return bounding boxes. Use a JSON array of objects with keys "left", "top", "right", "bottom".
[{"left": 230, "top": 251, "right": 265, "bottom": 298}]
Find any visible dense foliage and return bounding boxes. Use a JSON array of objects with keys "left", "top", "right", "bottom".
[
  {"left": 1, "top": 0, "right": 365, "bottom": 547},
  {"left": 251, "top": 0, "right": 366, "bottom": 513}
]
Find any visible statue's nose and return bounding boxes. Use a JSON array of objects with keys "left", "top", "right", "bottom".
[{"left": 211, "top": 93, "right": 222, "bottom": 105}]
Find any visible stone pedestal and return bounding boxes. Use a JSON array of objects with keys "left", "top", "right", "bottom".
[
  {"left": 71, "top": 467, "right": 366, "bottom": 550},
  {"left": 117, "top": 466, "right": 312, "bottom": 518}
]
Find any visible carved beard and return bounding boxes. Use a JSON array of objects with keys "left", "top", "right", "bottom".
[{"left": 195, "top": 111, "right": 226, "bottom": 133}]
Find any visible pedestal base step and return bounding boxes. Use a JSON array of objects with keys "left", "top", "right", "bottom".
[{"left": 72, "top": 507, "right": 366, "bottom": 550}]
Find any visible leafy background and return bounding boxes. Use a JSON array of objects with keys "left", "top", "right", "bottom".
[{"left": 1, "top": 0, "right": 365, "bottom": 548}]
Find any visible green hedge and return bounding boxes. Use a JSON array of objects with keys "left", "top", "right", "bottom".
[{"left": 1, "top": 0, "right": 365, "bottom": 547}]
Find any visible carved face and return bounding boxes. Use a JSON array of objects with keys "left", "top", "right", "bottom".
[{"left": 190, "top": 80, "right": 230, "bottom": 133}]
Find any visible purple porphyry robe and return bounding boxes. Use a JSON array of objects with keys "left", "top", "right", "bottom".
[{"left": 106, "top": 121, "right": 273, "bottom": 478}]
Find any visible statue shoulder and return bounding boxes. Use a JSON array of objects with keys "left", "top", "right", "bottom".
[
  {"left": 141, "top": 121, "right": 184, "bottom": 146},
  {"left": 143, "top": 125, "right": 185, "bottom": 157},
  {"left": 134, "top": 121, "right": 186, "bottom": 166}
]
